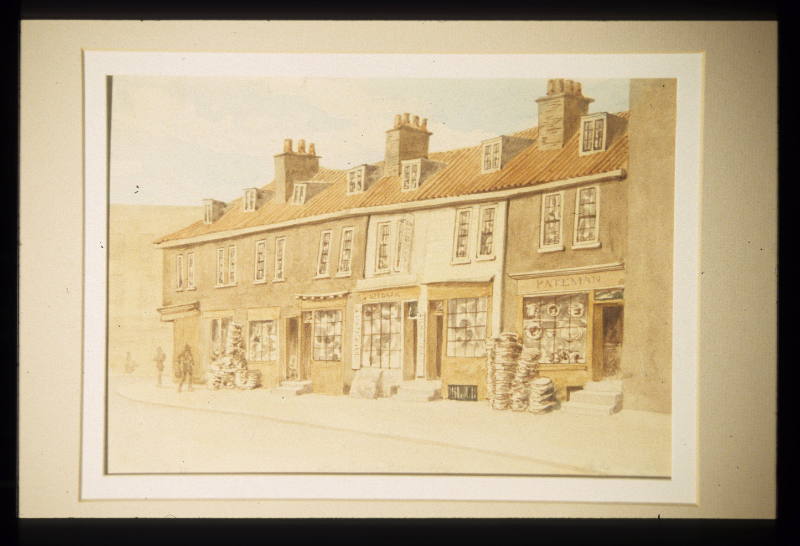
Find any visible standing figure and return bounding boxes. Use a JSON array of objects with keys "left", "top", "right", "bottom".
[
  {"left": 153, "top": 346, "right": 166, "bottom": 386},
  {"left": 177, "top": 344, "right": 194, "bottom": 392},
  {"left": 124, "top": 351, "right": 136, "bottom": 374}
]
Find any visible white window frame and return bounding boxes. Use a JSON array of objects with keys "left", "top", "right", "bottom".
[
  {"left": 446, "top": 297, "right": 488, "bottom": 358},
  {"left": 538, "top": 191, "right": 565, "bottom": 253},
  {"left": 215, "top": 246, "right": 238, "bottom": 287},
  {"left": 247, "top": 319, "right": 279, "bottom": 362},
  {"left": 452, "top": 207, "right": 473, "bottom": 264},
  {"left": 572, "top": 185, "right": 602, "bottom": 249},
  {"left": 400, "top": 160, "right": 420, "bottom": 191},
  {"left": 393, "top": 218, "right": 412, "bottom": 272},
  {"left": 291, "top": 183, "right": 307, "bottom": 205},
  {"left": 579, "top": 114, "right": 608, "bottom": 156},
  {"left": 375, "top": 221, "right": 392, "bottom": 274},
  {"left": 476, "top": 204, "right": 498, "bottom": 260},
  {"left": 228, "top": 245, "right": 237, "bottom": 285},
  {"left": 186, "top": 252, "right": 196, "bottom": 289},
  {"left": 347, "top": 167, "right": 365, "bottom": 195},
  {"left": 312, "top": 309, "right": 343, "bottom": 362},
  {"left": 243, "top": 188, "right": 257, "bottom": 212},
  {"left": 215, "top": 248, "right": 226, "bottom": 286},
  {"left": 273, "top": 236, "right": 287, "bottom": 282},
  {"left": 253, "top": 239, "right": 267, "bottom": 283},
  {"left": 315, "top": 230, "right": 333, "bottom": 278},
  {"left": 336, "top": 226, "right": 355, "bottom": 277},
  {"left": 175, "top": 254, "right": 185, "bottom": 290},
  {"left": 481, "top": 139, "right": 502, "bottom": 173}
]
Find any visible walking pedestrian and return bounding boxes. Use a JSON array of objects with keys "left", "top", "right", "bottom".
[
  {"left": 153, "top": 346, "right": 166, "bottom": 386},
  {"left": 177, "top": 344, "right": 194, "bottom": 393}
]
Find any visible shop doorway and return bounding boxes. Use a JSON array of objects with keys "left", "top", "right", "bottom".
[
  {"left": 285, "top": 317, "right": 298, "bottom": 380},
  {"left": 596, "top": 304, "right": 623, "bottom": 379},
  {"left": 403, "top": 302, "right": 418, "bottom": 381},
  {"left": 299, "top": 312, "right": 313, "bottom": 381},
  {"left": 429, "top": 300, "right": 444, "bottom": 380}
]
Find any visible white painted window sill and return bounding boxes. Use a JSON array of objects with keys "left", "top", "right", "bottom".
[
  {"left": 451, "top": 257, "right": 471, "bottom": 265},
  {"left": 272, "top": 278, "right": 285, "bottom": 284},
  {"left": 175, "top": 286, "right": 197, "bottom": 292},
  {"left": 537, "top": 245, "right": 565, "bottom": 254},
  {"left": 252, "top": 279, "right": 268, "bottom": 285},
  {"left": 214, "top": 283, "right": 238, "bottom": 289},
  {"left": 335, "top": 271, "right": 352, "bottom": 278},
  {"left": 572, "top": 241, "right": 602, "bottom": 250},
  {"left": 313, "top": 273, "right": 332, "bottom": 280},
  {"left": 475, "top": 254, "right": 496, "bottom": 262}
]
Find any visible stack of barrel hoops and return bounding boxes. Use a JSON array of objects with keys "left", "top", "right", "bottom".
[{"left": 485, "top": 333, "right": 557, "bottom": 413}]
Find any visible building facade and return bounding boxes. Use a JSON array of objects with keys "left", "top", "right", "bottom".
[{"left": 155, "top": 78, "right": 676, "bottom": 412}]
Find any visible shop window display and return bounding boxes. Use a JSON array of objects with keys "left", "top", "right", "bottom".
[
  {"left": 361, "top": 302, "right": 402, "bottom": 369},
  {"left": 248, "top": 320, "right": 278, "bottom": 361},
  {"left": 447, "top": 297, "right": 488, "bottom": 357},
  {"left": 522, "top": 293, "right": 588, "bottom": 364},
  {"left": 312, "top": 310, "right": 342, "bottom": 361}
]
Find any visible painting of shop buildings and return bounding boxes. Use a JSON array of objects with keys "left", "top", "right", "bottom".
[{"left": 108, "top": 75, "right": 677, "bottom": 475}]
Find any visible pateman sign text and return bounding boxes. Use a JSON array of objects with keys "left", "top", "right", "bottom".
[{"left": 518, "top": 270, "right": 625, "bottom": 294}]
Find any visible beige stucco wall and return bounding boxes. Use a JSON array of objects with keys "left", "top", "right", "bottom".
[
  {"left": 159, "top": 215, "right": 368, "bottom": 391},
  {"left": 620, "top": 79, "right": 677, "bottom": 413},
  {"left": 502, "top": 179, "right": 628, "bottom": 332}
]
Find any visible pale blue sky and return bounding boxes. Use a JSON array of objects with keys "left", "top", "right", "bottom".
[{"left": 110, "top": 76, "right": 629, "bottom": 205}]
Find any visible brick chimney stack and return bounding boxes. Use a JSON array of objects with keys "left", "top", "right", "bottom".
[
  {"left": 384, "top": 112, "right": 432, "bottom": 177},
  {"left": 273, "top": 138, "right": 320, "bottom": 204},
  {"left": 535, "top": 79, "right": 594, "bottom": 151}
]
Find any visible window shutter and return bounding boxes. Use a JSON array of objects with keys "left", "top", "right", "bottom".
[{"left": 351, "top": 304, "right": 362, "bottom": 370}]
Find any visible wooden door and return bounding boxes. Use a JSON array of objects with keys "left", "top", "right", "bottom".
[
  {"left": 285, "top": 317, "right": 298, "bottom": 381},
  {"left": 300, "top": 317, "right": 312, "bottom": 381}
]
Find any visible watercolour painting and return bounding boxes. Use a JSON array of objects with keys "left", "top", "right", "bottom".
[{"left": 83, "top": 52, "right": 701, "bottom": 502}]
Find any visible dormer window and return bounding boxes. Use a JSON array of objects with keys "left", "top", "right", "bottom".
[
  {"left": 203, "top": 199, "right": 225, "bottom": 224},
  {"left": 348, "top": 168, "right": 365, "bottom": 194},
  {"left": 401, "top": 161, "right": 420, "bottom": 191},
  {"left": 482, "top": 141, "right": 501, "bottom": 172},
  {"left": 291, "top": 183, "right": 307, "bottom": 205},
  {"left": 580, "top": 113, "right": 608, "bottom": 155},
  {"left": 480, "top": 135, "right": 532, "bottom": 173},
  {"left": 243, "top": 188, "right": 258, "bottom": 212}
]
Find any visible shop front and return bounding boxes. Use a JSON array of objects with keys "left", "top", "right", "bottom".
[
  {"left": 295, "top": 292, "right": 350, "bottom": 395},
  {"left": 426, "top": 282, "right": 494, "bottom": 401},
  {"left": 350, "top": 285, "right": 422, "bottom": 394},
  {"left": 509, "top": 265, "right": 625, "bottom": 401}
]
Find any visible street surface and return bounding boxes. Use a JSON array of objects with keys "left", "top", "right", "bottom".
[{"left": 107, "top": 375, "right": 670, "bottom": 476}]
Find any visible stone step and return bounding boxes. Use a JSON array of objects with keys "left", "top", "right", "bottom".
[
  {"left": 570, "top": 390, "right": 623, "bottom": 406},
  {"left": 277, "top": 380, "right": 313, "bottom": 395},
  {"left": 561, "top": 400, "right": 621, "bottom": 416},
  {"left": 583, "top": 380, "right": 623, "bottom": 393}
]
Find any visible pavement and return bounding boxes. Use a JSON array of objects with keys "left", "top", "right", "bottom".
[{"left": 113, "top": 375, "right": 671, "bottom": 477}]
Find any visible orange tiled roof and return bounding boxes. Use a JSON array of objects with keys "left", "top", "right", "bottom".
[{"left": 156, "top": 114, "right": 628, "bottom": 244}]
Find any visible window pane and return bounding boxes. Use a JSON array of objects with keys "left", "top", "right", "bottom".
[
  {"left": 582, "top": 120, "right": 594, "bottom": 152},
  {"left": 228, "top": 246, "right": 236, "bottom": 284},
  {"left": 593, "top": 119, "right": 605, "bottom": 149}
]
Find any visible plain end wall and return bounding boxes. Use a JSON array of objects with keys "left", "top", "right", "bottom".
[{"left": 621, "top": 79, "right": 677, "bottom": 413}]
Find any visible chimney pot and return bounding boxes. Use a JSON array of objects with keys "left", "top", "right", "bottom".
[
  {"left": 308, "top": 143, "right": 316, "bottom": 156},
  {"left": 283, "top": 138, "right": 293, "bottom": 153},
  {"left": 394, "top": 114, "right": 402, "bottom": 128},
  {"left": 297, "top": 139, "right": 306, "bottom": 154},
  {"left": 413, "top": 115, "right": 420, "bottom": 127},
  {"left": 402, "top": 113, "right": 410, "bottom": 124},
  {"left": 420, "top": 118, "right": 428, "bottom": 131}
]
